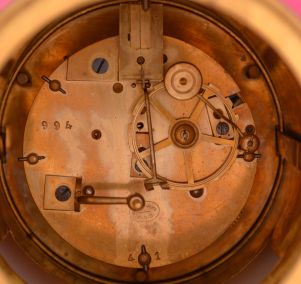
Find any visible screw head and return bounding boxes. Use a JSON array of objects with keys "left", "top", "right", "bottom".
[
  {"left": 128, "top": 193, "right": 145, "bottom": 211},
  {"left": 138, "top": 252, "right": 151, "bottom": 266},
  {"left": 245, "top": 125, "right": 255, "bottom": 134},
  {"left": 55, "top": 186, "right": 71, "bottom": 202},
  {"left": 92, "top": 58, "right": 109, "bottom": 74},
  {"left": 216, "top": 121, "right": 230, "bottom": 135},
  {"left": 27, "top": 153, "right": 39, "bottom": 165},
  {"left": 243, "top": 152, "right": 255, "bottom": 162},
  {"left": 239, "top": 134, "right": 260, "bottom": 153},
  {"left": 49, "top": 80, "right": 61, "bottom": 92}
]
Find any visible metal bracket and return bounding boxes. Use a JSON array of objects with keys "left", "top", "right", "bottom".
[
  {"left": 75, "top": 189, "right": 145, "bottom": 212},
  {"left": 119, "top": 2, "right": 163, "bottom": 81},
  {"left": 44, "top": 175, "right": 81, "bottom": 211},
  {"left": 277, "top": 129, "right": 301, "bottom": 170}
]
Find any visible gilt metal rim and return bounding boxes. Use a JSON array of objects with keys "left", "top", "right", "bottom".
[{"left": 0, "top": 0, "right": 298, "bottom": 283}]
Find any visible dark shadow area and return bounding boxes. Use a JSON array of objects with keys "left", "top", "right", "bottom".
[
  {"left": 0, "top": 234, "right": 66, "bottom": 284},
  {"left": 226, "top": 244, "right": 279, "bottom": 284}
]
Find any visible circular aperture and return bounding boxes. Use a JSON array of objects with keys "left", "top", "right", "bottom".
[{"left": 91, "top": 129, "right": 102, "bottom": 140}]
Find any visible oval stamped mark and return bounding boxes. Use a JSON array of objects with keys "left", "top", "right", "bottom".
[{"left": 131, "top": 201, "right": 160, "bottom": 222}]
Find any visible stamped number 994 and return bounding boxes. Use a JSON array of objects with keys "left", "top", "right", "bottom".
[{"left": 41, "top": 121, "right": 72, "bottom": 130}]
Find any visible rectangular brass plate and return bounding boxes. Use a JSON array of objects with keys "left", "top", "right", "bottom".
[
  {"left": 119, "top": 3, "right": 163, "bottom": 81},
  {"left": 44, "top": 175, "right": 80, "bottom": 211},
  {"left": 66, "top": 37, "right": 118, "bottom": 81}
]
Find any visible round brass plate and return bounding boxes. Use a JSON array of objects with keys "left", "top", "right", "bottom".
[
  {"left": 0, "top": 1, "right": 284, "bottom": 283},
  {"left": 165, "top": 63, "right": 203, "bottom": 100}
]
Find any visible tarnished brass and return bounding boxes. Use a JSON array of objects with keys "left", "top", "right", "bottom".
[
  {"left": 277, "top": 131, "right": 301, "bottom": 171},
  {"left": 170, "top": 119, "right": 199, "bottom": 149},
  {"left": 164, "top": 63, "right": 203, "bottom": 100},
  {"left": 119, "top": 3, "right": 163, "bottom": 81},
  {"left": 0, "top": 1, "right": 300, "bottom": 284},
  {"left": 76, "top": 193, "right": 145, "bottom": 211}
]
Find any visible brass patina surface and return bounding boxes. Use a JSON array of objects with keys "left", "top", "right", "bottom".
[{"left": 0, "top": 1, "right": 300, "bottom": 284}]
